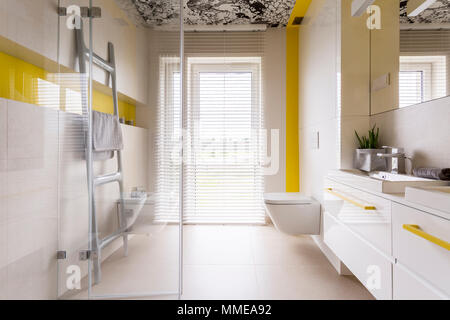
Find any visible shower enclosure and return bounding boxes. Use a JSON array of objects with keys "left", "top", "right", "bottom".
[
  {"left": 55, "top": 0, "right": 184, "bottom": 299},
  {"left": 0, "top": 0, "right": 183, "bottom": 299}
]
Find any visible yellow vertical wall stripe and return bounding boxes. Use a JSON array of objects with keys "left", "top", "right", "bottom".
[
  {"left": 286, "top": 0, "right": 311, "bottom": 193},
  {"left": 0, "top": 51, "right": 136, "bottom": 124},
  {"left": 286, "top": 27, "right": 300, "bottom": 193}
]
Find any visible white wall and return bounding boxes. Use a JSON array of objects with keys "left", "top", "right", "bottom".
[
  {"left": 298, "top": 0, "right": 342, "bottom": 272},
  {"left": 371, "top": 97, "right": 450, "bottom": 171},
  {"left": 263, "top": 28, "right": 287, "bottom": 193},
  {"left": 299, "top": 0, "right": 340, "bottom": 200},
  {"left": 298, "top": 0, "right": 371, "bottom": 274},
  {"left": 0, "top": 98, "right": 148, "bottom": 299}
]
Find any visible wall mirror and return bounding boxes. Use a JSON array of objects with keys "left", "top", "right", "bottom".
[{"left": 370, "top": 0, "right": 450, "bottom": 115}]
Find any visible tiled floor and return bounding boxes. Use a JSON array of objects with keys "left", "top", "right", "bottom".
[{"left": 66, "top": 225, "right": 374, "bottom": 300}]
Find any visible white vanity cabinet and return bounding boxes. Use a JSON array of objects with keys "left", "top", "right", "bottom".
[
  {"left": 392, "top": 203, "right": 450, "bottom": 299},
  {"left": 323, "top": 212, "right": 393, "bottom": 300},
  {"left": 323, "top": 174, "right": 450, "bottom": 300},
  {"left": 324, "top": 179, "right": 392, "bottom": 255},
  {"left": 323, "top": 178, "right": 393, "bottom": 300}
]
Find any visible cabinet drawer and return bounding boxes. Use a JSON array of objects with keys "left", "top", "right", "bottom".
[
  {"left": 324, "top": 179, "right": 391, "bottom": 255},
  {"left": 324, "top": 212, "right": 392, "bottom": 300},
  {"left": 392, "top": 203, "right": 450, "bottom": 296},
  {"left": 393, "top": 264, "right": 447, "bottom": 300}
]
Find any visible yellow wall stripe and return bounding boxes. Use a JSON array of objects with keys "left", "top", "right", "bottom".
[
  {"left": 285, "top": 0, "right": 311, "bottom": 192},
  {"left": 0, "top": 51, "right": 136, "bottom": 124},
  {"left": 286, "top": 27, "right": 300, "bottom": 192}
]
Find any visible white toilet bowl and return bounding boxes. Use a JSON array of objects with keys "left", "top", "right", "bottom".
[{"left": 264, "top": 193, "right": 320, "bottom": 235}]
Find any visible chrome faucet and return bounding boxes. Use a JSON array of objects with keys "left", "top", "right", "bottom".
[{"left": 377, "top": 146, "right": 406, "bottom": 174}]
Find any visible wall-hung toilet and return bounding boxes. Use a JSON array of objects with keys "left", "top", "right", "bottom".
[{"left": 264, "top": 193, "right": 321, "bottom": 235}]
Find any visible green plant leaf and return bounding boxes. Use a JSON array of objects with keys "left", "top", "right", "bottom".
[
  {"left": 355, "top": 130, "right": 364, "bottom": 149},
  {"left": 355, "top": 125, "right": 380, "bottom": 149}
]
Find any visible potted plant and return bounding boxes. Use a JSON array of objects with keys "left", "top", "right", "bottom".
[{"left": 354, "top": 125, "right": 386, "bottom": 172}]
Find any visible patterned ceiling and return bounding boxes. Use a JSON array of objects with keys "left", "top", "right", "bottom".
[
  {"left": 117, "top": 0, "right": 450, "bottom": 28},
  {"left": 400, "top": 0, "right": 450, "bottom": 24},
  {"left": 130, "top": 0, "right": 296, "bottom": 27}
]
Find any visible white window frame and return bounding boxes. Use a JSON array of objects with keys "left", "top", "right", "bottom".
[{"left": 184, "top": 57, "right": 265, "bottom": 224}]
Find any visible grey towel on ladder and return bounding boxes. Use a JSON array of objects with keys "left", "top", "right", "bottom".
[{"left": 92, "top": 111, "right": 124, "bottom": 161}]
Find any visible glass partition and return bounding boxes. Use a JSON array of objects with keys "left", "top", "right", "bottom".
[
  {"left": 1, "top": 0, "right": 183, "bottom": 300},
  {"left": 0, "top": 0, "right": 65, "bottom": 300},
  {"left": 56, "top": 0, "right": 93, "bottom": 299},
  {"left": 55, "top": 0, "right": 183, "bottom": 299}
]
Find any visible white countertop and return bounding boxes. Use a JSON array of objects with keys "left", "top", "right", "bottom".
[{"left": 327, "top": 170, "right": 450, "bottom": 221}]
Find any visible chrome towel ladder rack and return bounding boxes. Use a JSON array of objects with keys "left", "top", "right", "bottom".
[{"left": 76, "top": 22, "right": 128, "bottom": 285}]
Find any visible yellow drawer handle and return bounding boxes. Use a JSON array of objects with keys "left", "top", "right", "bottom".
[
  {"left": 325, "top": 188, "right": 376, "bottom": 211},
  {"left": 403, "top": 225, "right": 450, "bottom": 251}
]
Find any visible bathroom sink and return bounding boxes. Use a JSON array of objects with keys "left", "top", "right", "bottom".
[
  {"left": 329, "top": 169, "right": 448, "bottom": 194},
  {"left": 405, "top": 186, "right": 450, "bottom": 214},
  {"left": 368, "top": 171, "right": 432, "bottom": 182}
]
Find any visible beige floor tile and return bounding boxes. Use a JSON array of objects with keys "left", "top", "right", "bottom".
[
  {"left": 182, "top": 265, "right": 260, "bottom": 300},
  {"left": 60, "top": 225, "right": 372, "bottom": 300},
  {"left": 255, "top": 264, "right": 374, "bottom": 300},
  {"left": 183, "top": 225, "right": 254, "bottom": 265},
  {"left": 251, "top": 229, "right": 330, "bottom": 267},
  {"left": 63, "top": 230, "right": 180, "bottom": 300}
]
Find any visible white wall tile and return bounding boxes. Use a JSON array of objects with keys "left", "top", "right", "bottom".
[
  {"left": 6, "top": 101, "right": 59, "bottom": 226},
  {"left": 0, "top": 222, "right": 6, "bottom": 299},
  {"left": 371, "top": 97, "right": 450, "bottom": 170},
  {"left": 0, "top": 99, "right": 6, "bottom": 226},
  {"left": 0, "top": 1, "right": 6, "bottom": 38},
  {"left": 7, "top": 227, "right": 57, "bottom": 300},
  {"left": 7, "top": 100, "right": 59, "bottom": 162},
  {"left": 0, "top": 99, "right": 6, "bottom": 161},
  {"left": 0, "top": 99, "right": 6, "bottom": 298}
]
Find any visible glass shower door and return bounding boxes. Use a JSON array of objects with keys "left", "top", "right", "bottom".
[
  {"left": 56, "top": 0, "right": 93, "bottom": 299},
  {"left": 57, "top": 0, "right": 182, "bottom": 299}
]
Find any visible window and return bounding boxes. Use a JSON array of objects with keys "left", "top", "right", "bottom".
[
  {"left": 399, "top": 71, "right": 424, "bottom": 107},
  {"left": 156, "top": 57, "right": 265, "bottom": 224},
  {"left": 399, "top": 56, "right": 447, "bottom": 107},
  {"left": 184, "top": 58, "right": 264, "bottom": 224}
]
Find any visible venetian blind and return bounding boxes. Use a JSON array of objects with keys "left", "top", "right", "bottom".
[
  {"left": 399, "top": 29, "right": 449, "bottom": 107},
  {"left": 182, "top": 31, "right": 266, "bottom": 224}
]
